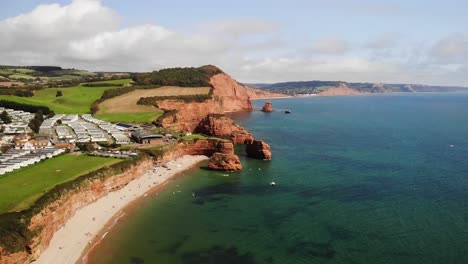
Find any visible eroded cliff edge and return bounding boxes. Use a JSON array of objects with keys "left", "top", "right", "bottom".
[{"left": 0, "top": 66, "right": 274, "bottom": 263}]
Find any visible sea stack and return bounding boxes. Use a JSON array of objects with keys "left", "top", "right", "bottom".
[
  {"left": 246, "top": 140, "right": 272, "bottom": 160},
  {"left": 261, "top": 101, "right": 273, "bottom": 112},
  {"left": 208, "top": 153, "right": 243, "bottom": 171}
]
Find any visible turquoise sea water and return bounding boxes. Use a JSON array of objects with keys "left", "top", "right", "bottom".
[{"left": 88, "top": 93, "right": 468, "bottom": 264}]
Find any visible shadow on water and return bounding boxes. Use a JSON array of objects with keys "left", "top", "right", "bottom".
[
  {"left": 155, "top": 235, "right": 190, "bottom": 254},
  {"left": 180, "top": 245, "right": 255, "bottom": 264}
]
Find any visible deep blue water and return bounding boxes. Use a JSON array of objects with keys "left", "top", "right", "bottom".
[{"left": 89, "top": 93, "right": 468, "bottom": 264}]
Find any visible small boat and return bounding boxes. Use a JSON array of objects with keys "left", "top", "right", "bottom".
[
  {"left": 285, "top": 110, "right": 291, "bottom": 114},
  {"left": 270, "top": 182, "right": 276, "bottom": 186}
]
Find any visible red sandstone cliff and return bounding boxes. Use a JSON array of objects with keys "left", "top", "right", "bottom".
[
  {"left": 210, "top": 73, "right": 253, "bottom": 112},
  {"left": 155, "top": 99, "right": 224, "bottom": 132},
  {"left": 195, "top": 115, "right": 253, "bottom": 144},
  {"left": 0, "top": 157, "right": 153, "bottom": 264}
]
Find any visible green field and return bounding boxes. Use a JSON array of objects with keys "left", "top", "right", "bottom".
[
  {"left": 0, "top": 85, "right": 120, "bottom": 113},
  {"left": 94, "top": 111, "right": 162, "bottom": 123},
  {"left": 0, "top": 154, "right": 121, "bottom": 213}
]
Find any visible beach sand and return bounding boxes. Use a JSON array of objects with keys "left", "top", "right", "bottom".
[{"left": 32, "top": 155, "right": 209, "bottom": 264}]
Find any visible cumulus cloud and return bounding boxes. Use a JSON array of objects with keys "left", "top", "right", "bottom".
[{"left": 1, "top": 0, "right": 468, "bottom": 86}]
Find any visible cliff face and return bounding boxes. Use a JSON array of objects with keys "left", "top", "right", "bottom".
[
  {"left": 210, "top": 73, "right": 253, "bottom": 112},
  {"left": 156, "top": 99, "right": 223, "bottom": 132},
  {"left": 195, "top": 115, "right": 253, "bottom": 144},
  {"left": 0, "top": 158, "right": 153, "bottom": 264}
]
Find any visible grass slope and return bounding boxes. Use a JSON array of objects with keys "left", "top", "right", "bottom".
[
  {"left": 0, "top": 154, "right": 120, "bottom": 213},
  {"left": 0, "top": 85, "right": 119, "bottom": 114}
]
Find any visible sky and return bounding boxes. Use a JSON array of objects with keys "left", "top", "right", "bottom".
[{"left": 1, "top": 0, "right": 468, "bottom": 86}]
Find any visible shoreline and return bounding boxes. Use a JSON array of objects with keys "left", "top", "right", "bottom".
[{"left": 32, "top": 155, "right": 209, "bottom": 264}]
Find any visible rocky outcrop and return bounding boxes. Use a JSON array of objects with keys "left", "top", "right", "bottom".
[
  {"left": 195, "top": 115, "right": 253, "bottom": 144},
  {"left": 261, "top": 101, "right": 273, "bottom": 112},
  {"left": 318, "top": 84, "right": 362, "bottom": 96},
  {"left": 149, "top": 139, "right": 243, "bottom": 171},
  {"left": 246, "top": 140, "right": 272, "bottom": 160},
  {"left": 0, "top": 156, "right": 153, "bottom": 264},
  {"left": 208, "top": 153, "right": 242, "bottom": 171}
]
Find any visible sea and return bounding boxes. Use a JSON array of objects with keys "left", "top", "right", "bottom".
[{"left": 88, "top": 93, "right": 468, "bottom": 264}]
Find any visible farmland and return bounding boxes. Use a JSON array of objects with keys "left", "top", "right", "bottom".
[
  {"left": 0, "top": 85, "right": 120, "bottom": 114},
  {"left": 0, "top": 154, "right": 120, "bottom": 213},
  {"left": 96, "top": 86, "right": 210, "bottom": 123}
]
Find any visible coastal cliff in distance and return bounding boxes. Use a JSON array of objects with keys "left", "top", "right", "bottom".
[
  {"left": 250, "top": 80, "right": 468, "bottom": 96},
  {"left": 318, "top": 83, "right": 362, "bottom": 96}
]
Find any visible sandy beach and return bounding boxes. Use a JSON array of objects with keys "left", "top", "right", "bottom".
[{"left": 32, "top": 155, "right": 209, "bottom": 264}]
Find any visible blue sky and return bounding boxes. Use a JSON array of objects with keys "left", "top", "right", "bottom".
[{"left": 1, "top": 0, "right": 468, "bottom": 85}]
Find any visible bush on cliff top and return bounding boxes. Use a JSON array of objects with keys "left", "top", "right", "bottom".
[{"left": 132, "top": 65, "right": 223, "bottom": 87}]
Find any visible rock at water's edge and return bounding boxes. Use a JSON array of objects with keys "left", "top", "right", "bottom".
[
  {"left": 246, "top": 140, "right": 272, "bottom": 160},
  {"left": 208, "top": 153, "right": 242, "bottom": 171},
  {"left": 261, "top": 101, "right": 273, "bottom": 112}
]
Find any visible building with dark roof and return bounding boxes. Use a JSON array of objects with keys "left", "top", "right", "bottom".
[{"left": 131, "top": 130, "right": 164, "bottom": 144}]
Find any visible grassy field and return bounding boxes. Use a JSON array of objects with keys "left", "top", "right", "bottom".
[
  {"left": 0, "top": 154, "right": 121, "bottom": 213},
  {"left": 94, "top": 111, "right": 162, "bottom": 123},
  {"left": 0, "top": 85, "right": 120, "bottom": 113},
  {"left": 98, "top": 86, "right": 209, "bottom": 113}
]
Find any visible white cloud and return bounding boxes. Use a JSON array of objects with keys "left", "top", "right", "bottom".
[{"left": 1, "top": 0, "right": 468, "bottom": 86}]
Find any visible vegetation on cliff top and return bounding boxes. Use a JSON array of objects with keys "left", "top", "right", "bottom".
[{"left": 132, "top": 65, "right": 223, "bottom": 87}]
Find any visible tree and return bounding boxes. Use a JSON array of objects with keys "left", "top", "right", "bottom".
[
  {"left": 28, "top": 110, "right": 44, "bottom": 133},
  {"left": 0, "top": 111, "right": 11, "bottom": 124},
  {"left": 56, "top": 90, "right": 63, "bottom": 97},
  {"left": 28, "top": 118, "right": 41, "bottom": 133}
]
